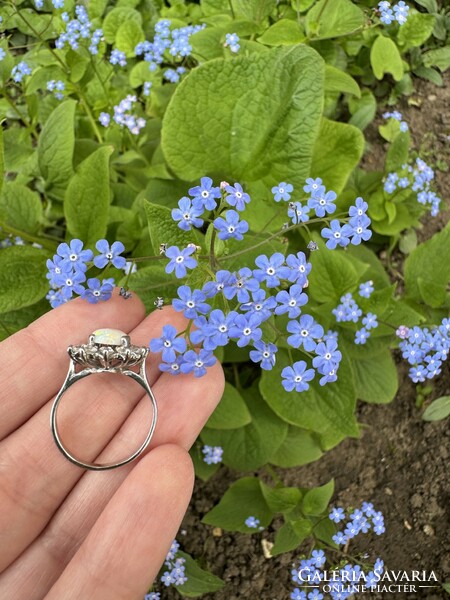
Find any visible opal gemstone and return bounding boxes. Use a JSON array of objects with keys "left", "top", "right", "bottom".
[{"left": 92, "top": 328, "right": 127, "bottom": 346}]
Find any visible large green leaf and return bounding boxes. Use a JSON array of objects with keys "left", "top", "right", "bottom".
[
  {"left": 271, "top": 519, "right": 312, "bottom": 555},
  {"left": 38, "top": 100, "right": 76, "bottom": 196},
  {"left": 161, "top": 45, "right": 324, "bottom": 192},
  {"left": 102, "top": 6, "right": 142, "bottom": 43},
  {"left": 269, "top": 425, "right": 323, "bottom": 467},
  {"left": 206, "top": 382, "right": 252, "bottom": 429},
  {"left": 306, "top": 0, "right": 364, "bottom": 40},
  {"left": 0, "top": 181, "right": 43, "bottom": 233},
  {"left": 231, "top": 0, "right": 276, "bottom": 22},
  {"left": 324, "top": 65, "right": 361, "bottom": 98},
  {"left": 350, "top": 348, "right": 398, "bottom": 404},
  {"left": 64, "top": 146, "right": 113, "bottom": 247},
  {"left": 202, "top": 477, "right": 273, "bottom": 532},
  {"left": 259, "top": 349, "right": 358, "bottom": 437},
  {"left": 404, "top": 223, "right": 450, "bottom": 307},
  {"left": 201, "top": 384, "right": 288, "bottom": 470},
  {"left": 175, "top": 551, "right": 224, "bottom": 597},
  {"left": 0, "top": 246, "right": 49, "bottom": 314},
  {"left": 0, "top": 125, "right": 3, "bottom": 196},
  {"left": 397, "top": 12, "right": 435, "bottom": 51},
  {"left": 422, "top": 397, "right": 450, "bottom": 422},
  {"left": 302, "top": 479, "right": 334, "bottom": 515},
  {"left": 257, "top": 19, "right": 305, "bottom": 46},
  {"left": 310, "top": 118, "right": 364, "bottom": 193},
  {"left": 370, "top": 35, "right": 404, "bottom": 82}
]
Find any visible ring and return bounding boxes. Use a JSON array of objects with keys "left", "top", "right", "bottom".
[{"left": 50, "top": 328, "right": 157, "bottom": 471}]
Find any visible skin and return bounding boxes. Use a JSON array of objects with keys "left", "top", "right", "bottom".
[{"left": 0, "top": 291, "right": 224, "bottom": 600}]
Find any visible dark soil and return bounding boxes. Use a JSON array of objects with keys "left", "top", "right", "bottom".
[{"left": 162, "top": 76, "right": 450, "bottom": 599}]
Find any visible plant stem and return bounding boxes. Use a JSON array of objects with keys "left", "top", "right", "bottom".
[
  {"left": 232, "top": 362, "right": 242, "bottom": 391},
  {"left": 264, "top": 464, "right": 283, "bottom": 486},
  {"left": 0, "top": 221, "right": 57, "bottom": 251}
]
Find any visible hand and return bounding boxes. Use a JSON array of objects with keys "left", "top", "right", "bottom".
[{"left": 0, "top": 292, "right": 224, "bottom": 600}]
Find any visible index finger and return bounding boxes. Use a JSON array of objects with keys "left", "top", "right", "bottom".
[{"left": 0, "top": 290, "right": 146, "bottom": 440}]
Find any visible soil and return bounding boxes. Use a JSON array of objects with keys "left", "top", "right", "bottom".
[{"left": 161, "top": 76, "right": 450, "bottom": 600}]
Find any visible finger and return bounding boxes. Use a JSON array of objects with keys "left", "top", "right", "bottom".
[
  {"left": 0, "top": 289, "right": 146, "bottom": 439},
  {"left": 0, "top": 307, "right": 193, "bottom": 572},
  {"left": 0, "top": 362, "right": 224, "bottom": 598},
  {"left": 45, "top": 444, "right": 194, "bottom": 600}
]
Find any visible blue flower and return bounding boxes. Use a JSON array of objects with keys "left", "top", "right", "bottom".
[
  {"left": 311, "top": 549, "right": 326, "bottom": 568},
  {"left": 165, "top": 245, "right": 197, "bottom": 278},
  {"left": 202, "top": 445, "right": 223, "bottom": 465},
  {"left": 214, "top": 210, "right": 249, "bottom": 241},
  {"left": 313, "top": 339, "right": 342, "bottom": 374},
  {"left": 143, "top": 81, "right": 152, "bottom": 96},
  {"left": 56, "top": 239, "right": 93, "bottom": 271},
  {"left": 332, "top": 294, "right": 362, "bottom": 323},
  {"left": 245, "top": 516, "right": 260, "bottom": 528},
  {"left": 53, "top": 270, "right": 86, "bottom": 299},
  {"left": 249, "top": 340, "right": 278, "bottom": 370},
  {"left": 393, "top": 0, "right": 409, "bottom": 25},
  {"left": 99, "top": 112, "right": 110, "bottom": 127},
  {"left": 110, "top": 48, "right": 127, "bottom": 66},
  {"left": 180, "top": 349, "right": 216, "bottom": 377},
  {"left": 46, "top": 255, "right": 71, "bottom": 284},
  {"left": 287, "top": 315, "right": 324, "bottom": 352},
  {"left": 272, "top": 182, "right": 293, "bottom": 202},
  {"left": 362, "top": 312, "right": 378, "bottom": 330},
  {"left": 275, "top": 285, "right": 308, "bottom": 318},
  {"left": 281, "top": 361, "right": 315, "bottom": 392},
  {"left": 288, "top": 201, "right": 310, "bottom": 224},
  {"left": 240, "top": 289, "right": 277, "bottom": 322},
  {"left": 0, "top": 48, "right": 6, "bottom": 62},
  {"left": 291, "top": 590, "right": 307, "bottom": 600},
  {"left": 308, "top": 590, "right": 323, "bottom": 600},
  {"left": 355, "top": 328, "right": 370, "bottom": 345},
  {"left": 229, "top": 313, "right": 263, "bottom": 347},
  {"left": 224, "top": 183, "right": 250, "bottom": 211},
  {"left": 223, "top": 267, "right": 260, "bottom": 303},
  {"left": 332, "top": 531, "right": 347, "bottom": 545},
  {"left": 329, "top": 507, "right": 346, "bottom": 523},
  {"left": 46, "top": 289, "right": 68, "bottom": 308},
  {"left": 149, "top": 324, "right": 187, "bottom": 363},
  {"left": 94, "top": 239, "right": 126, "bottom": 269},
  {"left": 145, "top": 593, "right": 161, "bottom": 600},
  {"left": 348, "top": 214, "right": 372, "bottom": 245},
  {"left": 202, "top": 270, "right": 233, "bottom": 297},
  {"left": 172, "top": 197, "right": 204, "bottom": 231},
  {"left": 303, "top": 177, "right": 325, "bottom": 195},
  {"left": 286, "top": 251, "right": 312, "bottom": 286},
  {"left": 225, "top": 32, "right": 240, "bottom": 52},
  {"left": 191, "top": 309, "right": 237, "bottom": 351},
  {"left": 172, "top": 285, "right": 210, "bottom": 319},
  {"left": 81, "top": 278, "right": 114, "bottom": 303},
  {"left": 188, "top": 177, "right": 221, "bottom": 211},
  {"left": 348, "top": 197, "right": 368, "bottom": 218},
  {"left": 11, "top": 61, "right": 32, "bottom": 83},
  {"left": 253, "top": 253, "right": 290, "bottom": 288},
  {"left": 359, "top": 280, "right": 374, "bottom": 298},
  {"left": 321, "top": 220, "right": 353, "bottom": 249},
  {"left": 308, "top": 188, "right": 337, "bottom": 217}
]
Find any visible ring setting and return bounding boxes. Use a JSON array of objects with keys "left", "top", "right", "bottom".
[{"left": 51, "top": 328, "right": 157, "bottom": 471}]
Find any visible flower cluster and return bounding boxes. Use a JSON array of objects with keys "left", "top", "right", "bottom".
[
  {"left": 329, "top": 503, "right": 385, "bottom": 544},
  {"left": 56, "top": 6, "right": 102, "bottom": 54},
  {"left": 11, "top": 61, "right": 32, "bottom": 83},
  {"left": 383, "top": 110, "right": 409, "bottom": 132},
  {"left": 397, "top": 319, "right": 449, "bottom": 382},
  {"left": 321, "top": 197, "right": 372, "bottom": 250},
  {"left": 160, "top": 540, "right": 187, "bottom": 587},
  {"left": 225, "top": 33, "right": 240, "bottom": 53},
  {"left": 109, "top": 48, "right": 127, "bottom": 67},
  {"left": 378, "top": 1, "right": 410, "bottom": 25},
  {"left": 47, "top": 79, "right": 65, "bottom": 100},
  {"left": 332, "top": 292, "right": 379, "bottom": 345},
  {"left": 384, "top": 157, "right": 441, "bottom": 216},
  {"left": 135, "top": 20, "right": 205, "bottom": 71},
  {"left": 202, "top": 445, "right": 223, "bottom": 465},
  {"left": 35, "top": 0, "right": 64, "bottom": 8},
  {"left": 45, "top": 238, "right": 128, "bottom": 308},
  {"left": 164, "top": 66, "right": 186, "bottom": 83},
  {"left": 99, "top": 95, "right": 146, "bottom": 135}
]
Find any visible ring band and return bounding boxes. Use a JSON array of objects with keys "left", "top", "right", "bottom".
[{"left": 50, "top": 328, "right": 157, "bottom": 471}]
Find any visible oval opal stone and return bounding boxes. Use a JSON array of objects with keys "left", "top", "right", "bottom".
[{"left": 93, "top": 328, "right": 127, "bottom": 346}]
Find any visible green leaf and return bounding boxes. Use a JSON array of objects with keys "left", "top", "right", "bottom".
[
  {"left": 308, "top": 238, "right": 368, "bottom": 303},
  {"left": 260, "top": 481, "right": 301, "bottom": 513},
  {"left": 348, "top": 90, "right": 377, "bottom": 130},
  {"left": 271, "top": 519, "right": 312, "bottom": 555},
  {"left": 422, "top": 396, "right": 450, "bottom": 422},
  {"left": 0, "top": 125, "right": 4, "bottom": 197},
  {"left": 0, "top": 182, "right": 43, "bottom": 233},
  {"left": 0, "top": 246, "right": 49, "bottom": 314},
  {"left": 351, "top": 348, "right": 398, "bottom": 404},
  {"left": 306, "top": 0, "right": 364, "bottom": 40},
  {"left": 175, "top": 551, "right": 224, "bottom": 597},
  {"left": 201, "top": 384, "right": 289, "bottom": 470},
  {"left": 370, "top": 35, "right": 404, "bottom": 82},
  {"left": 206, "top": 382, "right": 252, "bottom": 429},
  {"left": 231, "top": 0, "right": 276, "bottom": 22},
  {"left": 422, "top": 46, "right": 450, "bottom": 72},
  {"left": 257, "top": 19, "right": 305, "bottom": 46},
  {"left": 0, "top": 299, "right": 48, "bottom": 342},
  {"left": 144, "top": 200, "right": 199, "bottom": 255},
  {"left": 397, "top": 12, "right": 435, "bottom": 51},
  {"left": 442, "top": 582, "right": 450, "bottom": 595},
  {"left": 302, "top": 479, "right": 334, "bottom": 516},
  {"left": 161, "top": 46, "right": 324, "bottom": 193},
  {"left": 202, "top": 477, "right": 273, "bottom": 532},
  {"left": 385, "top": 131, "right": 410, "bottom": 173},
  {"left": 118, "top": 263, "right": 178, "bottom": 312},
  {"left": 324, "top": 65, "right": 361, "bottom": 98},
  {"left": 259, "top": 349, "right": 358, "bottom": 438},
  {"left": 115, "top": 20, "right": 145, "bottom": 56},
  {"left": 310, "top": 118, "right": 364, "bottom": 193},
  {"left": 38, "top": 100, "right": 76, "bottom": 195},
  {"left": 404, "top": 223, "right": 450, "bottom": 307},
  {"left": 103, "top": 7, "right": 142, "bottom": 44},
  {"left": 269, "top": 426, "right": 323, "bottom": 467},
  {"left": 64, "top": 146, "right": 113, "bottom": 247}
]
